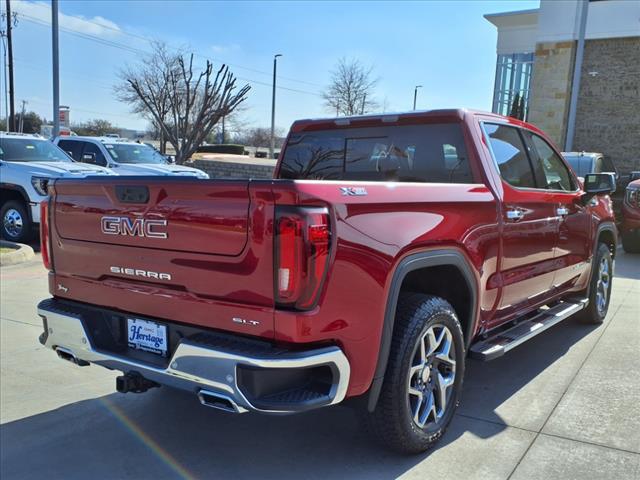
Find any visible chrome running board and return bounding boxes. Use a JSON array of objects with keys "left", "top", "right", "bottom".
[{"left": 470, "top": 298, "right": 588, "bottom": 361}]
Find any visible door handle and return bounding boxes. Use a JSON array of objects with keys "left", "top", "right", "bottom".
[
  {"left": 557, "top": 206, "right": 569, "bottom": 217},
  {"left": 506, "top": 209, "right": 524, "bottom": 221}
]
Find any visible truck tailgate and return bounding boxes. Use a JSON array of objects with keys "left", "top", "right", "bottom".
[
  {"left": 49, "top": 177, "right": 276, "bottom": 337},
  {"left": 54, "top": 179, "right": 249, "bottom": 256}
]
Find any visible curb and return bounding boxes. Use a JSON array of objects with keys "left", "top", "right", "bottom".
[{"left": 0, "top": 240, "right": 35, "bottom": 266}]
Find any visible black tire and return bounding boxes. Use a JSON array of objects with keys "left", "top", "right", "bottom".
[
  {"left": 0, "top": 200, "right": 33, "bottom": 243},
  {"left": 363, "top": 293, "right": 465, "bottom": 454},
  {"left": 578, "top": 243, "right": 613, "bottom": 324},
  {"left": 621, "top": 231, "right": 640, "bottom": 254}
]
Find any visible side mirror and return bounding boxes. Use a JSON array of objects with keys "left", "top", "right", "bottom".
[
  {"left": 583, "top": 173, "right": 616, "bottom": 204},
  {"left": 82, "top": 152, "right": 96, "bottom": 164}
]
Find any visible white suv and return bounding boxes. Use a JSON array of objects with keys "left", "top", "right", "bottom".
[
  {"left": 54, "top": 136, "right": 208, "bottom": 178},
  {"left": 0, "top": 132, "right": 114, "bottom": 242}
]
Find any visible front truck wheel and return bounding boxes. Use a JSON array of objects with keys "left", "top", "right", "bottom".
[
  {"left": 578, "top": 243, "right": 614, "bottom": 324},
  {"left": 1, "top": 200, "right": 33, "bottom": 243},
  {"left": 363, "top": 294, "right": 465, "bottom": 453}
]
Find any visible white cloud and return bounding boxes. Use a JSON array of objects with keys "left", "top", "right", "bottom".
[
  {"left": 210, "top": 43, "right": 241, "bottom": 55},
  {"left": 13, "top": 1, "right": 122, "bottom": 38}
]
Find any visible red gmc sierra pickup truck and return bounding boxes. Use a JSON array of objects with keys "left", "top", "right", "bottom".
[{"left": 37, "top": 109, "right": 617, "bottom": 453}]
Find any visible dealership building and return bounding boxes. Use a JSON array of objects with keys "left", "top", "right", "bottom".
[{"left": 485, "top": 0, "right": 639, "bottom": 175}]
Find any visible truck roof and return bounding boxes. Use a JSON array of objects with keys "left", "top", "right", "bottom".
[
  {"left": 290, "top": 108, "right": 540, "bottom": 134},
  {"left": 56, "top": 135, "right": 141, "bottom": 146},
  {"left": 0, "top": 132, "right": 45, "bottom": 139}
]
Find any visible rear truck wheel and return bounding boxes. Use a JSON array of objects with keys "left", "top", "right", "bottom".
[
  {"left": 578, "top": 243, "right": 613, "bottom": 324},
  {"left": 1, "top": 200, "right": 33, "bottom": 243},
  {"left": 364, "top": 294, "right": 465, "bottom": 454},
  {"left": 622, "top": 231, "right": 640, "bottom": 254}
]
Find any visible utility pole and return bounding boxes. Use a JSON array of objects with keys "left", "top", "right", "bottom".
[
  {"left": 413, "top": 85, "right": 422, "bottom": 110},
  {"left": 269, "top": 53, "right": 282, "bottom": 160},
  {"left": 18, "top": 98, "right": 25, "bottom": 132},
  {"left": 565, "top": 0, "right": 589, "bottom": 152},
  {"left": 5, "top": 0, "right": 15, "bottom": 131},
  {"left": 52, "top": 0, "right": 60, "bottom": 138},
  {"left": 1, "top": 34, "right": 7, "bottom": 130},
  {"left": 360, "top": 93, "right": 366, "bottom": 115}
]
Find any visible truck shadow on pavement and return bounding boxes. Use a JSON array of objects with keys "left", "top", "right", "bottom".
[{"left": 0, "top": 316, "right": 602, "bottom": 480}]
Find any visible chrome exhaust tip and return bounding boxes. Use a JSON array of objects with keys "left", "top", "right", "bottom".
[
  {"left": 55, "top": 346, "right": 89, "bottom": 366},
  {"left": 197, "top": 389, "right": 245, "bottom": 413}
]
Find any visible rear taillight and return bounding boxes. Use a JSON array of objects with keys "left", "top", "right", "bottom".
[
  {"left": 275, "top": 207, "right": 331, "bottom": 310},
  {"left": 40, "top": 200, "right": 52, "bottom": 271}
]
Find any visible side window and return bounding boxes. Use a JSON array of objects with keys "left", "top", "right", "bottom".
[
  {"left": 57, "top": 140, "right": 82, "bottom": 161},
  {"left": 483, "top": 123, "right": 537, "bottom": 188},
  {"left": 594, "top": 156, "right": 603, "bottom": 174},
  {"left": 601, "top": 156, "right": 616, "bottom": 174},
  {"left": 81, "top": 143, "right": 108, "bottom": 167},
  {"left": 526, "top": 133, "right": 575, "bottom": 191}
]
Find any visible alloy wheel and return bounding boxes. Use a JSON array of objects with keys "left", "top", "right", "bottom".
[
  {"left": 407, "top": 324, "right": 457, "bottom": 429},
  {"left": 595, "top": 257, "right": 610, "bottom": 316}
]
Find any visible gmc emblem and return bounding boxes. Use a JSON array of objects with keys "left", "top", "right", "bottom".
[{"left": 101, "top": 216, "right": 168, "bottom": 239}]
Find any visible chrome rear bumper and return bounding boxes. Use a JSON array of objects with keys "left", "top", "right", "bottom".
[{"left": 38, "top": 299, "right": 350, "bottom": 414}]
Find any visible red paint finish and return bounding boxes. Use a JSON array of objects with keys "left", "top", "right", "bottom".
[
  {"left": 622, "top": 180, "right": 640, "bottom": 234},
  {"left": 45, "top": 109, "right": 615, "bottom": 399}
]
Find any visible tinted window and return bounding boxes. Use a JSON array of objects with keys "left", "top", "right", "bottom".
[
  {"left": 601, "top": 156, "right": 616, "bottom": 174},
  {"left": 81, "top": 142, "right": 108, "bottom": 166},
  {"left": 105, "top": 143, "right": 167, "bottom": 164},
  {"left": 0, "top": 138, "right": 71, "bottom": 162},
  {"left": 279, "top": 123, "right": 472, "bottom": 183},
  {"left": 483, "top": 123, "right": 538, "bottom": 188},
  {"left": 57, "top": 140, "right": 83, "bottom": 161},
  {"left": 526, "top": 133, "right": 575, "bottom": 191},
  {"left": 565, "top": 156, "right": 589, "bottom": 177}
]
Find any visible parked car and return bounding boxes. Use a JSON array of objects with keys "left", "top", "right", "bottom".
[
  {"left": 53, "top": 136, "right": 208, "bottom": 178},
  {"left": 37, "top": 109, "right": 617, "bottom": 453},
  {"left": 0, "top": 132, "right": 114, "bottom": 242},
  {"left": 562, "top": 151, "right": 618, "bottom": 180},
  {"left": 621, "top": 178, "right": 640, "bottom": 253}
]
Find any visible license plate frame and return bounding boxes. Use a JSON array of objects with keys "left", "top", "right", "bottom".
[{"left": 127, "top": 318, "right": 168, "bottom": 357}]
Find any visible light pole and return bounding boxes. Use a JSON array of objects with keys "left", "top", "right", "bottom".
[
  {"left": 413, "top": 85, "right": 422, "bottom": 110},
  {"left": 565, "top": 0, "right": 589, "bottom": 152},
  {"left": 269, "top": 53, "right": 282, "bottom": 160},
  {"left": 52, "top": 0, "right": 60, "bottom": 138}
]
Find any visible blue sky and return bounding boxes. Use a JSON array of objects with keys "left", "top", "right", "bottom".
[{"left": 5, "top": 0, "right": 539, "bottom": 133}]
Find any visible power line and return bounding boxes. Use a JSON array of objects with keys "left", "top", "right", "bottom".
[
  {"left": 20, "top": 9, "right": 325, "bottom": 89},
  {"left": 21, "top": 14, "right": 149, "bottom": 56},
  {"left": 26, "top": 97, "right": 137, "bottom": 120},
  {"left": 21, "top": 14, "right": 324, "bottom": 98}
]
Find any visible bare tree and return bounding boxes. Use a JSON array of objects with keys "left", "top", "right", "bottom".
[
  {"left": 322, "top": 58, "right": 378, "bottom": 116},
  {"left": 235, "top": 126, "right": 285, "bottom": 148},
  {"left": 116, "top": 42, "right": 178, "bottom": 154},
  {"left": 116, "top": 42, "right": 251, "bottom": 164}
]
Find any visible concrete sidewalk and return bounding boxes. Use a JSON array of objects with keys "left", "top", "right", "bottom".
[{"left": 1, "top": 253, "right": 639, "bottom": 479}]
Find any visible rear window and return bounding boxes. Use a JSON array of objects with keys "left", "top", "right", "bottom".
[
  {"left": 278, "top": 123, "right": 472, "bottom": 183},
  {"left": 565, "top": 156, "right": 591, "bottom": 177}
]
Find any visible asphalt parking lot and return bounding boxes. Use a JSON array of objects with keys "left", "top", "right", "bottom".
[{"left": 1, "top": 251, "right": 639, "bottom": 479}]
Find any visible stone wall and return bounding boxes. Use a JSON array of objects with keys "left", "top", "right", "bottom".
[
  {"left": 573, "top": 37, "right": 640, "bottom": 175},
  {"left": 191, "top": 158, "right": 276, "bottom": 179},
  {"left": 527, "top": 41, "right": 576, "bottom": 147}
]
